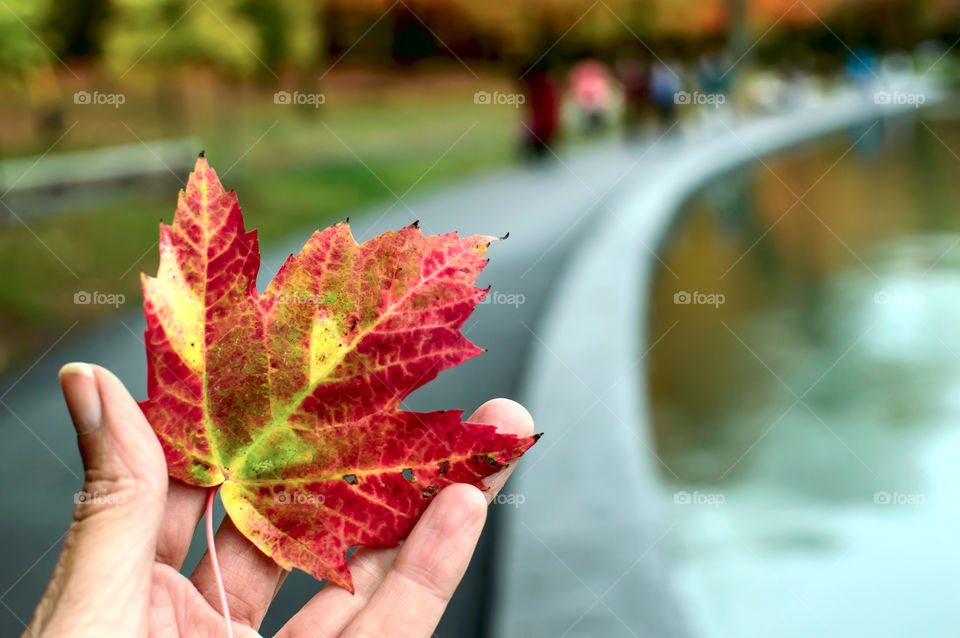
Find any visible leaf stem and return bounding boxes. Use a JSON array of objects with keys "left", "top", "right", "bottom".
[{"left": 206, "top": 485, "right": 235, "bottom": 638}]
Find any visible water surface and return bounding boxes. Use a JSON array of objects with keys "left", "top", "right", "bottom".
[{"left": 649, "top": 109, "right": 960, "bottom": 637}]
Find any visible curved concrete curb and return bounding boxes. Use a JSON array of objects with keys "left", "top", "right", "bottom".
[{"left": 491, "top": 89, "right": 943, "bottom": 638}]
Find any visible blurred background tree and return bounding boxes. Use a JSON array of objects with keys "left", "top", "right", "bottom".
[
  {"left": 0, "top": 0, "right": 55, "bottom": 83},
  {"left": 0, "top": 0, "right": 60, "bottom": 144},
  {"left": 104, "top": 0, "right": 262, "bottom": 77},
  {"left": 0, "top": 0, "right": 953, "bottom": 91}
]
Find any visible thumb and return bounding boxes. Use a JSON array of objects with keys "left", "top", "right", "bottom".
[{"left": 27, "top": 363, "right": 167, "bottom": 637}]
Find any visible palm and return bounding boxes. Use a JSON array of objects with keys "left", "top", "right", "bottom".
[
  {"left": 150, "top": 565, "right": 261, "bottom": 638},
  {"left": 28, "top": 365, "right": 533, "bottom": 638},
  {"left": 151, "top": 475, "right": 508, "bottom": 637}
]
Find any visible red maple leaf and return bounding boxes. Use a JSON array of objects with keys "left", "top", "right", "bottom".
[{"left": 139, "top": 156, "right": 538, "bottom": 591}]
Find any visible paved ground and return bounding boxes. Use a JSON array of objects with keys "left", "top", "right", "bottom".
[{"left": 0, "top": 137, "right": 660, "bottom": 636}]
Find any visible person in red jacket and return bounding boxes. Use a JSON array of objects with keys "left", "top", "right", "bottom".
[{"left": 521, "top": 62, "right": 560, "bottom": 160}]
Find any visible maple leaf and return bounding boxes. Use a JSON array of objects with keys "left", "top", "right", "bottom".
[{"left": 139, "top": 156, "right": 538, "bottom": 591}]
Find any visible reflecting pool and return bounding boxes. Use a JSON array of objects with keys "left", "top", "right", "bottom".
[{"left": 649, "top": 105, "right": 960, "bottom": 637}]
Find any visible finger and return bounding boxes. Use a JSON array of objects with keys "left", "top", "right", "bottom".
[
  {"left": 27, "top": 363, "right": 168, "bottom": 637},
  {"left": 467, "top": 398, "right": 535, "bottom": 501},
  {"left": 155, "top": 478, "right": 207, "bottom": 569},
  {"left": 190, "top": 513, "right": 285, "bottom": 629},
  {"left": 277, "top": 398, "right": 534, "bottom": 637},
  {"left": 341, "top": 484, "right": 487, "bottom": 637},
  {"left": 276, "top": 545, "right": 402, "bottom": 638}
]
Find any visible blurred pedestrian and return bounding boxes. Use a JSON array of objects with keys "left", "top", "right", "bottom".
[
  {"left": 520, "top": 62, "right": 560, "bottom": 160},
  {"left": 569, "top": 59, "right": 616, "bottom": 133},
  {"left": 698, "top": 52, "right": 732, "bottom": 99},
  {"left": 615, "top": 55, "right": 651, "bottom": 139},
  {"left": 844, "top": 46, "right": 878, "bottom": 95},
  {"left": 651, "top": 61, "right": 683, "bottom": 129}
]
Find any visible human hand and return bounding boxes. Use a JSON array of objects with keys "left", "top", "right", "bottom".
[{"left": 26, "top": 363, "right": 533, "bottom": 637}]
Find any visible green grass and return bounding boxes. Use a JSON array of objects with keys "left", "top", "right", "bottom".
[{"left": 0, "top": 70, "right": 521, "bottom": 373}]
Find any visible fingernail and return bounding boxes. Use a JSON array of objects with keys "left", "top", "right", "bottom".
[{"left": 59, "top": 362, "right": 102, "bottom": 435}]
